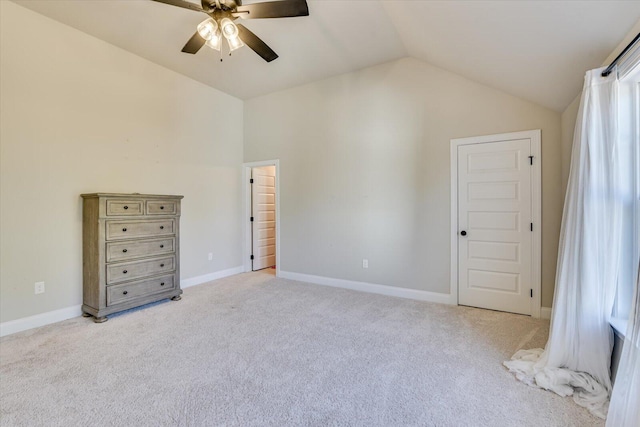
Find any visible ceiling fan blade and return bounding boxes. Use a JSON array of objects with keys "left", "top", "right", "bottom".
[
  {"left": 235, "top": 0, "right": 309, "bottom": 19},
  {"left": 181, "top": 32, "right": 207, "bottom": 54},
  {"left": 150, "top": 0, "right": 205, "bottom": 13},
  {"left": 236, "top": 24, "right": 278, "bottom": 62}
]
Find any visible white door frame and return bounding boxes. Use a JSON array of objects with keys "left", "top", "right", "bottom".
[
  {"left": 450, "top": 130, "right": 542, "bottom": 318},
  {"left": 242, "top": 159, "right": 281, "bottom": 276}
]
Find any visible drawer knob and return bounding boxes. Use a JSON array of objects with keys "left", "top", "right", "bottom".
[
  {"left": 123, "top": 291, "right": 128, "bottom": 295},
  {"left": 122, "top": 228, "right": 127, "bottom": 232},
  {"left": 160, "top": 206, "right": 165, "bottom": 210},
  {"left": 160, "top": 263, "right": 165, "bottom": 267},
  {"left": 122, "top": 249, "right": 128, "bottom": 253},
  {"left": 160, "top": 282, "right": 165, "bottom": 286},
  {"left": 160, "top": 244, "right": 164, "bottom": 248},
  {"left": 160, "top": 226, "right": 164, "bottom": 230},
  {"left": 124, "top": 206, "right": 129, "bottom": 210},
  {"left": 123, "top": 270, "right": 128, "bottom": 274}
]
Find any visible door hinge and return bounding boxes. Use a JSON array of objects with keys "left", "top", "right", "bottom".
[
  {"left": 530, "top": 223, "right": 533, "bottom": 232},
  {"left": 528, "top": 155, "right": 534, "bottom": 165},
  {"left": 530, "top": 289, "right": 533, "bottom": 298},
  {"left": 250, "top": 217, "right": 254, "bottom": 222},
  {"left": 250, "top": 255, "right": 254, "bottom": 260},
  {"left": 250, "top": 178, "right": 254, "bottom": 184}
]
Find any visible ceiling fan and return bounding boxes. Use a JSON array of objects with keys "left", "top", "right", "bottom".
[{"left": 151, "top": 0, "right": 309, "bottom": 62}]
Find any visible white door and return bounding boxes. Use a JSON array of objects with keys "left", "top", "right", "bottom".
[
  {"left": 251, "top": 166, "right": 276, "bottom": 270},
  {"left": 457, "top": 139, "right": 533, "bottom": 315}
]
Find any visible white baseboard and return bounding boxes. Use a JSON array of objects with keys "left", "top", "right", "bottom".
[
  {"left": 540, "top": 307, "right": 552, "bottom": 319},
  {"left": 0, "top": 305, "right": 83, "bottom": 338},
  {"left": 1, "top": 267, "right": 546, "bottom": 338},
  {"left": 180, "top": 265, "right": 244, "bottom": 289},
  {"left": 0, "top": 266, "right": 244, "bottom": 338},
  {"left": 279, "top": 271, "right": 453, "bottom": 305}
]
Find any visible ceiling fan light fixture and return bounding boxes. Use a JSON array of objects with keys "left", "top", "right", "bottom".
[
  {"left": 227, "top": 35, "right": 245, "bottom": 52},
  {"left": 206, "top": 35, "right": 222, "bottom": 51},
  {"left": 220, "top": 18, "right": 238, "bottom": 38},
  {"left": 220, "top": 18, "right": 244, "bottom": 52},
  {"left": 197, "top": 18, "right": 218, "bottom": 41}
]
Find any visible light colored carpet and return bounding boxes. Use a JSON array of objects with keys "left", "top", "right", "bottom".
[{"left": 1, "top": 271, "right": 602, "bottom": 427}]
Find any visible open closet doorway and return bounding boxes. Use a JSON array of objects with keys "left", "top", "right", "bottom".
[
  {"left": 251, "top": 165, "right": 276, "bottom": 270},
  {"left": 243, "top": 160, "right": 280, "bottom": 275}
]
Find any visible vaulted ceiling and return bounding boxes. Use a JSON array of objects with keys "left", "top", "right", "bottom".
[{"left": 12, "top": 0, "right": 640, "bottom": 111}]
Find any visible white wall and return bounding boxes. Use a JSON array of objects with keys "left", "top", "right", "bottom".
[
  {"left": 0, "top": 2, "right": 244, "bottom": 323},
  {"left": 244, "top": 57, "right": 562, "bottom": 308}
]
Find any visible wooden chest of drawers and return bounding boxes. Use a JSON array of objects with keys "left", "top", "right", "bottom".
[{"left": 81, "top": 193, "right": 184, "bottom": 322}]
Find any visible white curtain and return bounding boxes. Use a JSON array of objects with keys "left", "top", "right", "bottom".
[
  {"left": 607, "top": 264, "right": 640, "bottom": 426},
  {"left": 504, "top": 67, "right": 622, "bottom": 419}
]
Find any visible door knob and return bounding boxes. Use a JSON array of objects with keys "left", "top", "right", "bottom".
[{"left": 460, "top": 230, "right": 467, "bottom": 236}]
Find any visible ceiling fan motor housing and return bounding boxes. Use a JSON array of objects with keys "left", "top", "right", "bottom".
[{"left": 203, "top": 0, "right": 240, "bottom": 13}]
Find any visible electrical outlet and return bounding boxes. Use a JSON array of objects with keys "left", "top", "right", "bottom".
[
  {"left": 35, "top": 281, "right": 45, "bottom": 294},
  {"left": 208, "top": 253, "right": 213, "bottom": 261},
  {"left": 362, "top": 259, "right": 369, "bottom": 269}
]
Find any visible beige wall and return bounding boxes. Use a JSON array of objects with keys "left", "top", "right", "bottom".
[
  {"left": 245, "top": 57, "right": 562, "bottom": 308},
  {"left": 0, "top": 2, "right": 244, "bottom": 323}
]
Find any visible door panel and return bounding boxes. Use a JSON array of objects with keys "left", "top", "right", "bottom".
[
  {"left": 252, "top": 166, "right": 276, "bottom": 270},
  {"left": 458, "top": 139, "right": 532, "bottom": 315},
  {"left": 468, "top": 241, "right": 519, "bottom": 262}
]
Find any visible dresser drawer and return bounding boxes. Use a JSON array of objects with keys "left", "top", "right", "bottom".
[
  {"left": 147, "top": 200, "right": 177, "bottom": 215},
  {"left": 107, "top": 274, "right": 175, "bottom": 306},
  {"left": 106, "top": 219, "right": 175, "bottom": 240},
  {"left": 106, "top": 237, "right": 175, "bottom": 262},
  {"left": 107, "top": 255, "right": 175, "bottom": 284},
  {"left": 106, "top": 200, "right": 143, "bottom": 216}
]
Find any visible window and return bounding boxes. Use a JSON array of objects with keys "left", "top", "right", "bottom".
[{"left": 611, "top": 62, "right": 640, "bottom": 333}]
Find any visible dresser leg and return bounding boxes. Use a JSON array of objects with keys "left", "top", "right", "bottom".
[
  {"left": 93, "top": 316, "right": 108, "bottom": 323},
  {"left": 171, "top": 295, "right": 182, "bottom": 301},
  {"left": 82, "top": 312, "right": 92, "bottom": 318}
]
